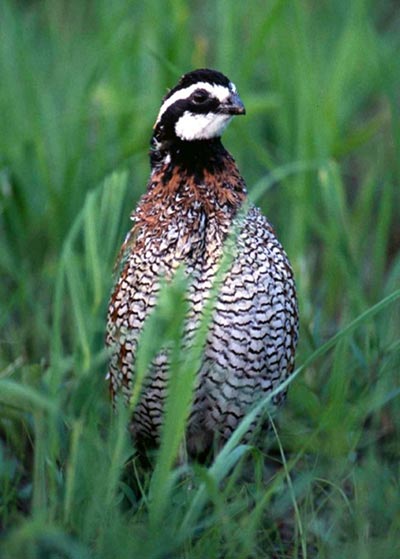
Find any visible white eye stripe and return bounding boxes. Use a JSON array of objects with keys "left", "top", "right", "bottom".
[{"left": 155, "top": 81, "right": 236, "bottom": 125}]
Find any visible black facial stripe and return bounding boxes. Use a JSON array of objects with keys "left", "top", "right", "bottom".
[
  {"left": 155, "top": 96, "right": 221, "bottom": 139},
  {"left": 187, "top": 96, "right": 220, "bottom": 114}
]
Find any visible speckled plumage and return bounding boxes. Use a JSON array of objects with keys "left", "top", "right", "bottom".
[{"left": 106, "top": 69, "right": 298, "bottom": 456}]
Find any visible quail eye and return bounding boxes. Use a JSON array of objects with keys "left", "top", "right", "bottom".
[{"left": 192, "top": 89, "right": 208, "bottom": 103}]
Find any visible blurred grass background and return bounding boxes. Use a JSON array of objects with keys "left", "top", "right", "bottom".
[{"left": 0, "top": 0, "right": 400, "bottom": 557}]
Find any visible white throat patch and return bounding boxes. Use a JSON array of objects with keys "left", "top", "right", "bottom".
[{"left": 175, "top": 111, "right": 233, "bottom": 141}]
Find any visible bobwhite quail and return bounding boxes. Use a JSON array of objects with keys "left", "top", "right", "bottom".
[{"left": 106, "top": 69, "right": 298, "bottom": 457}]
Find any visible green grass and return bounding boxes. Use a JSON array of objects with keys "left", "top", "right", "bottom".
[{"left": 1, "top": 0, "right": 400, "bottom": 557}]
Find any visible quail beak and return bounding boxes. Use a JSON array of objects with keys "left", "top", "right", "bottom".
[{"left": 220, "top": 92, "right": 246, "bottom": 115}]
